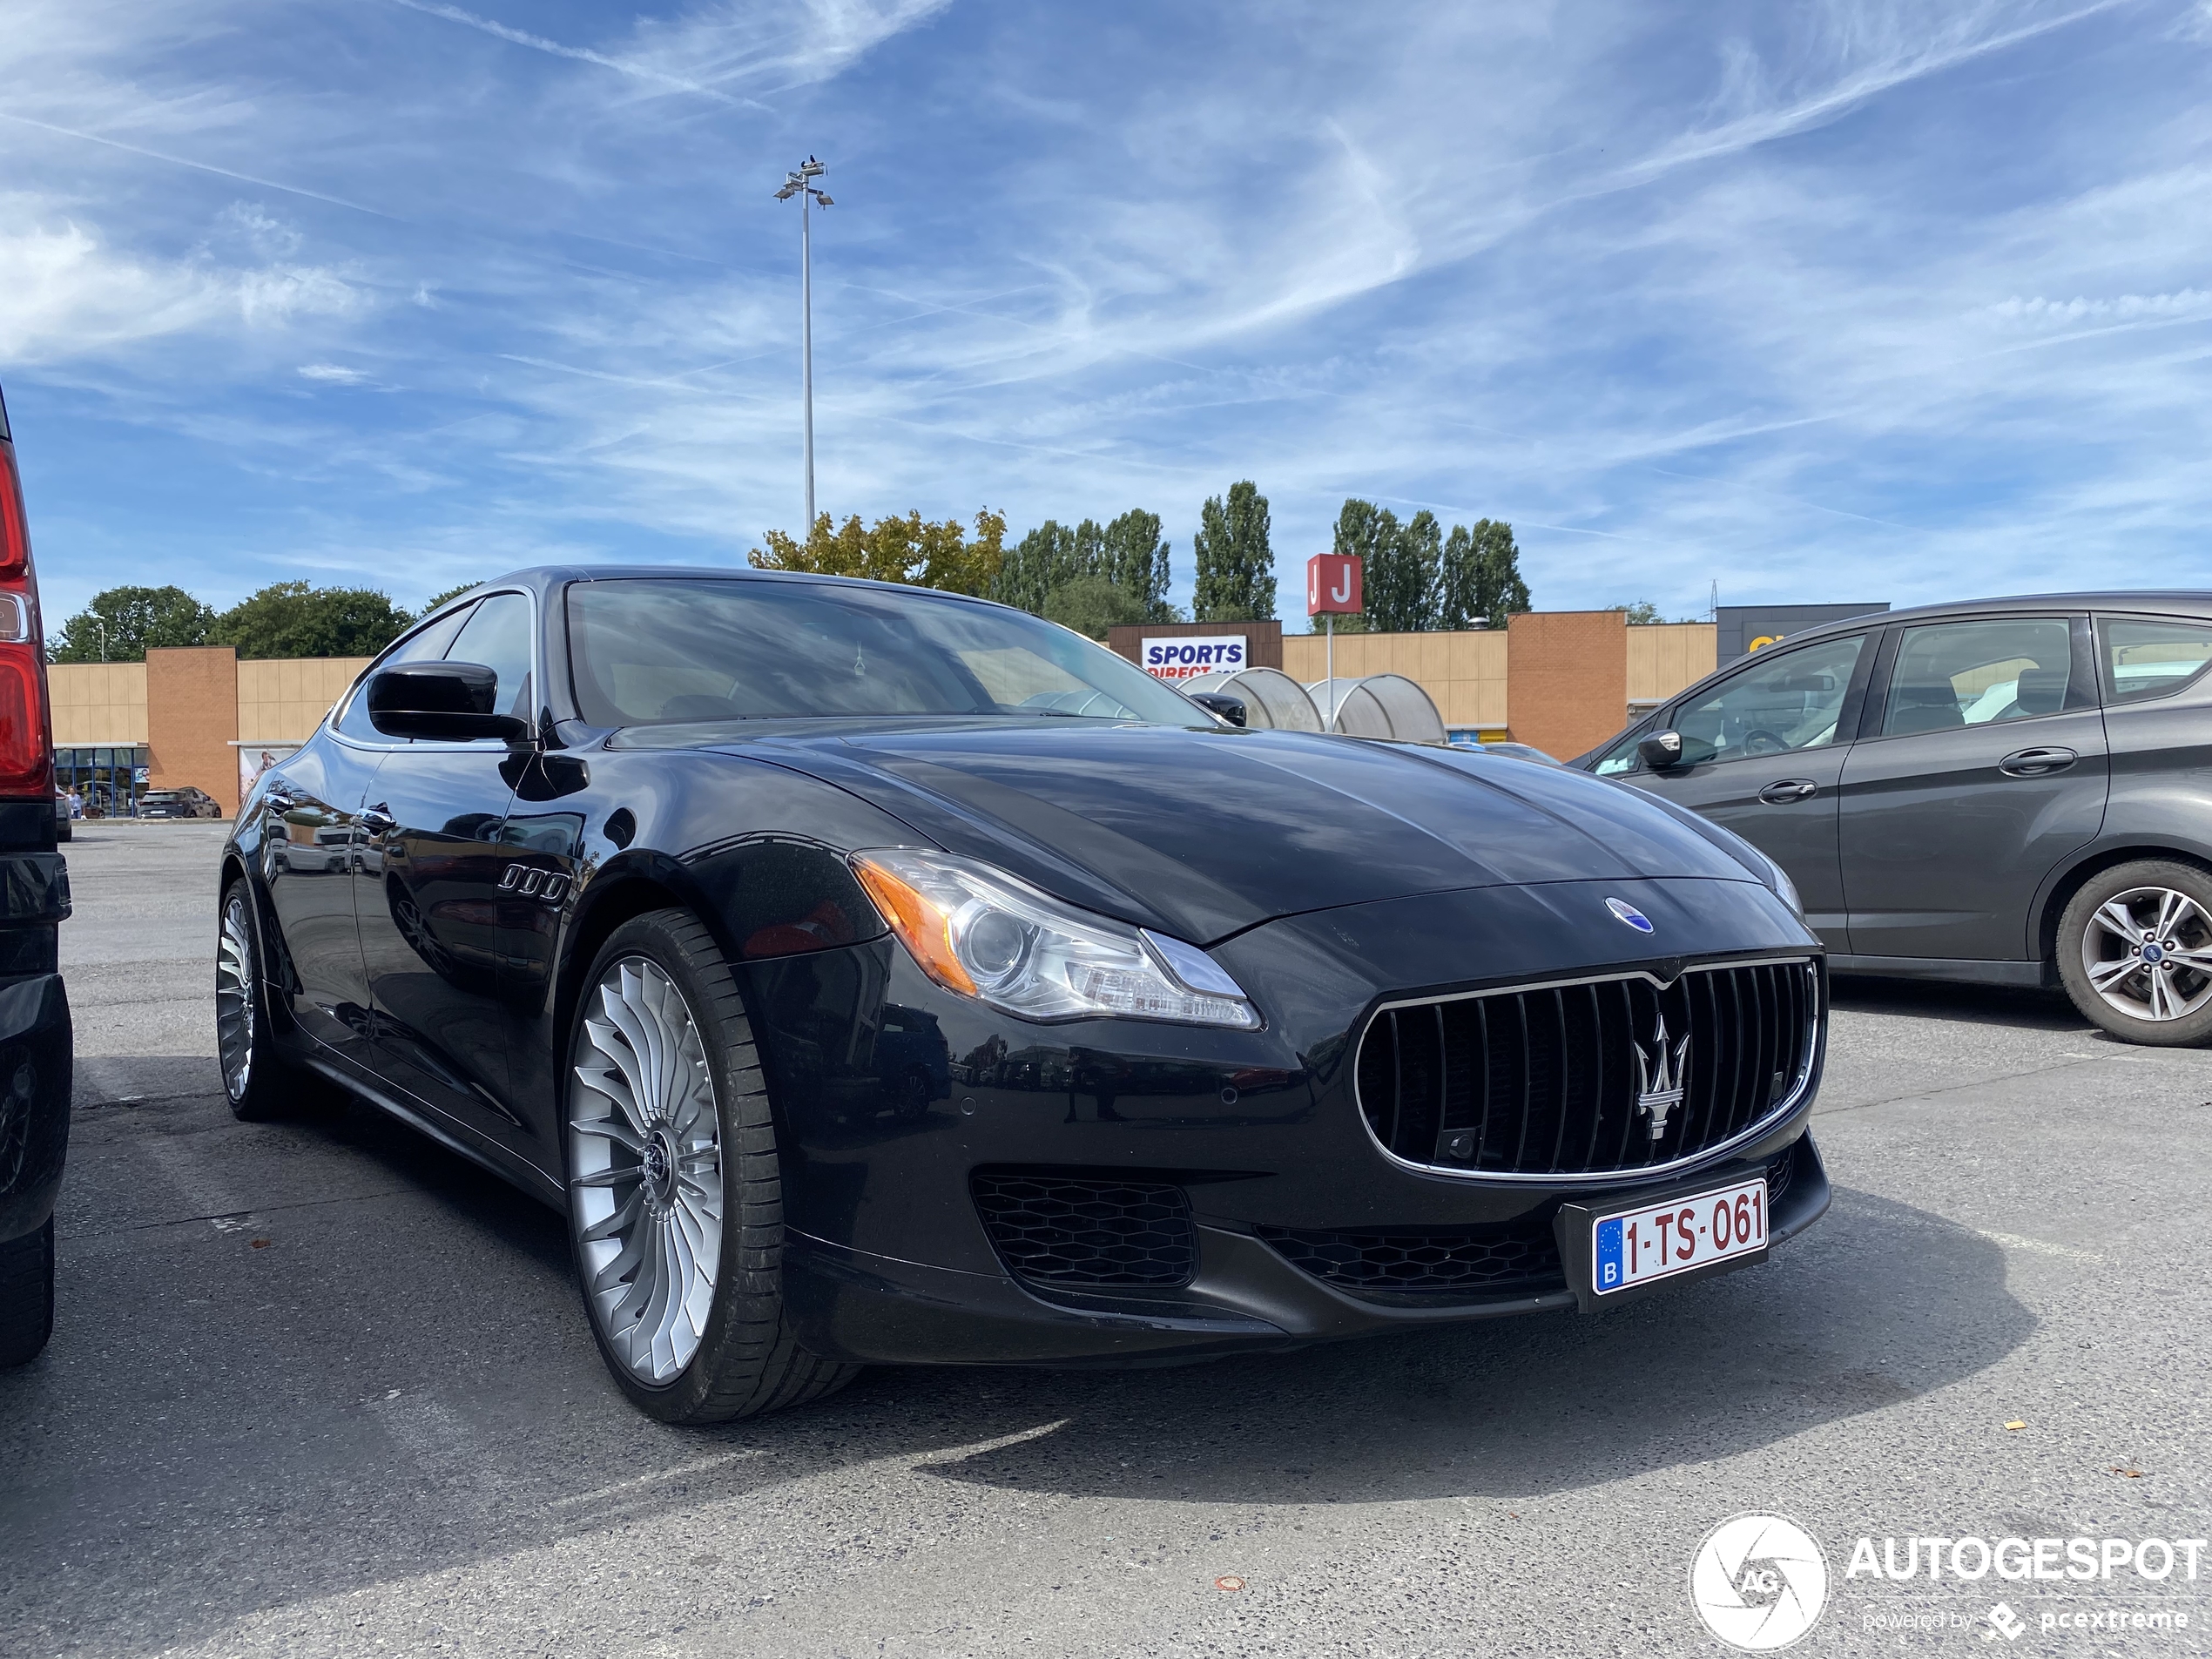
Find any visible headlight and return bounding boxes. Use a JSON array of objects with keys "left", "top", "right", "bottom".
[{"left": 850, "top": 848, "right": 1260, "bottom": 1028}]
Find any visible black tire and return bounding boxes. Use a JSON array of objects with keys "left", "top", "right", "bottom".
[
  {"left": 54, "top": 820, "right": 70, "bottom": 844},
  {"left": 218, "top": 879, "right": 308, "bottom": 1120},
  {"left": 0, "top": 1217, "right": 55, "bottom": 1366},
  {"left": 2056, "top": 859, "right": 2212, "bottom": 1047},
  {"left": 566, "top": 909, "right": 860, "bottom": 1423}
]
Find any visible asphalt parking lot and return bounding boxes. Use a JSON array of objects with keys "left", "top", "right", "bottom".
[{"left": 4, "top": 822, "right": 2209, "bottom": 1657}]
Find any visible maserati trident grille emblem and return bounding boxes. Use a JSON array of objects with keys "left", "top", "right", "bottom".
[{"left": 1633, "top": 1015, "right": 1689, "bottom": 1141}]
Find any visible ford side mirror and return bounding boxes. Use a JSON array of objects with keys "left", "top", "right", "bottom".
[
  {"left": 1637, "top": 730, "right": 1687, "bottom": 771},
  {"left": 367, "top": 662, "right": 531, "bottom": 742},
  {"left": 1188, "top": 691, "right": 1247, "bottom": 727}
]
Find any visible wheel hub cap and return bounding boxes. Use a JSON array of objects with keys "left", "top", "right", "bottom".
[
  {"left": 2083, "top": 887, "right": 2212, "bottom": 1023},
  {"left": 568, "top": 957, "right": 725, "bottom": 1385}
]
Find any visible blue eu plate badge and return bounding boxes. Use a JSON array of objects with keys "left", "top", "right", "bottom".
[{"left": 1595, "top": 1218, "right": 1625, "bottom": 1291}]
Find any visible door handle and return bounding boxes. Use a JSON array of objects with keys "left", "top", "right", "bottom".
[
  {"left": 359, "top": 803, "right": 399, "bottom": 835},
  {"left": 1998, "top": 746, "right": 2077, "bottom": 778},
  {"left": 1758, "top": 779, "right": 1819, "bottom": 804},
  {"left": 261, "top": 779, "right": 300, "bottom": 812}
]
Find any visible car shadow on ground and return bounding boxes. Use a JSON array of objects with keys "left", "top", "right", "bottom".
[
  {"left": 1829, "top": 972, "right": 2088, "bottom": 1032},
  {"left": 4, "top": 1071, "right": 2033, "bottom": 1652}
]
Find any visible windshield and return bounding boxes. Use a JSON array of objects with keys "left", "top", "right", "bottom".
[{"left": 565, "top": 577, "right": 1205, "bottom": 727}]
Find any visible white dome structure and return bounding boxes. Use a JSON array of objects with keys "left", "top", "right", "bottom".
[
  {"left": 1305, "top": 674, "right": 1448, "bottom": 744},
  {"left": 1179, "top": 667, "right": 1323, "bottom": 732}
]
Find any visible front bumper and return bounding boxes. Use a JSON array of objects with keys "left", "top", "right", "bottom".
[{"left": 746, "top": 876, "right": 1830, "bottom": 1367}]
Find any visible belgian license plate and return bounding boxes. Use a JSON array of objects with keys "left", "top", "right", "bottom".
[{"left": 1591, "top": 1177, "right": 1767, "bottom": 1296}]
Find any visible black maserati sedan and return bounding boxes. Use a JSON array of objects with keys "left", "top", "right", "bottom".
[{"left": 219, "top": 568, "right": 1831, "bottom": 1422}]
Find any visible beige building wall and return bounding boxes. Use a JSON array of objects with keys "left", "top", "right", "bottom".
[
  {"left": 237, "top": 657, "right": 371, "bottom": 741},
  {"left": 1625, "top": 623, "right": 1718, "bottom": 707},
  {"left": 1283, "top": 629, "right": 1508, "bottom": 730},
  {"left": 49, "top": 663, "right": 151, "bottom": 745}
]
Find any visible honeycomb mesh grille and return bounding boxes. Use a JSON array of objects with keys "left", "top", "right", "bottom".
[
  {"left": 970, "top": 1171, "right": 1197, "bottom": 1289},
  {"left": 1262, "top": 1147, "right": 1804, "bottom": 1298},
  {"left": 1259, "top": 1222, "right": 1563, "bottom": 1294}
]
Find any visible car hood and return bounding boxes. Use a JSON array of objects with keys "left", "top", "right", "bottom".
[{"left": 674, "top": 720, "right": 1769, "bottom": 945}]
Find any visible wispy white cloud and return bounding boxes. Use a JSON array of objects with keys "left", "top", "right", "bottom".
[{"left": 2, "top": 0, "right": 2209, "bottom": 630}]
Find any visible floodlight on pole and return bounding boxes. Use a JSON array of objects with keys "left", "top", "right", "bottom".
[{"left": 775, "top": 156, "right": 833, "bottom": 531}]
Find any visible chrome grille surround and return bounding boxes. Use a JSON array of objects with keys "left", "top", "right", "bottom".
[{"left": 1353, "top": 955, "right": 1823, "bottom": 1187}]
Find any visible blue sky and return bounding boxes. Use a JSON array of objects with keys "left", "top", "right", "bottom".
[{"left": 3, "top": 0, "right": 2209, "bottom": 630}]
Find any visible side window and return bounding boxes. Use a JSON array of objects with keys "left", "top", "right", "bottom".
[
  {"left": 1592, "top": 718, "right": 1653, "bottom": 777},
  {"left": 2101, "top": 616, "right": 2212, "bottom": 705},
  {"left": 1880, "top": 618, "right": 2072, "bottom": 737},
  {"left": 1673, "top": 635, "right": 1866, "bottom": 765},
  {"left": 334, "top": 603, "right": 477, "bottom": 741},
  {"left": 445, "top": 592, "right": 535, "bottom": 725}
]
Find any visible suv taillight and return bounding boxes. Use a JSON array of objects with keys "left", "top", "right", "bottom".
[{"left": 0, "top": 438, "right": 52, "bottom": 798}]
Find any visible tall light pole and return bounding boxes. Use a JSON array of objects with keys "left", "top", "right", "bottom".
[{"left": 774, "top": 157, "right": 833, "bottom": 533}]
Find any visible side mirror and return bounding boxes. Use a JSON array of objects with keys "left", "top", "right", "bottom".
[
  {"left": 367, "top": 662, "right": 531, "bottom": 742},
  {"left": 1637, "top": 730, "right": 1688, "bottom": 771},
  {"left": 1188, "top": 691, "right": 1247, "bottom": 728}
]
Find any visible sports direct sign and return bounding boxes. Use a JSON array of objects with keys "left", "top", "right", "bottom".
[{"left": 1142, "top": 635, "right": 1247, "bottom": 682}]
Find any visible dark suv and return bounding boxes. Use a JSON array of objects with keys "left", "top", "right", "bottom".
[
  {"left": 0, "top": 382, "right": 75, "bottom": 1365},
  {"left": 1577, "top": 592, "right": 2212, "bottom": 1045}
]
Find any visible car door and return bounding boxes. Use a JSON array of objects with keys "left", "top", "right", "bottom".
[
  {"left": 1615, "top": 631, "right": 1873, "bottom": 950},
  {"left": 1837, "top": 613, "right": 2108, "bottom": 962},
  {"left": 257, "top": 739, "right": 383, "bottom": 1059},
  {"left": 266, "top": 605, "right": 482, "bottom": 1061},
  {"left": 353, "top": 591, "right": 539, "bottom": 1162}
]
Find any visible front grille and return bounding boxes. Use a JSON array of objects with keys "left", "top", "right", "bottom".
[
  {"left": 1263, "top": 1145, "right": 1803, "bottom": 1299},
  {"left": 1260, "top": 1221, "right": 1562, "bottom": 1295},
  {"left": 1357, "top": 959, "right": 1821, "bottom": 1179},
  {"left": 970, "top": 1171, "right": 1196, "bottom": 1290}
]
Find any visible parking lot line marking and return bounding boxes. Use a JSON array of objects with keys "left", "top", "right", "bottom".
[{"left": 550, "top": 1449, "right": 770, "bottom": 1508}]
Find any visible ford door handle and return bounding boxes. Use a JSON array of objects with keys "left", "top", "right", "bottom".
[
  {"left": 358, "top": 803, "right": 399, "bottom": 835},
  {"left": 1999, "top": 746, "right": 2076, "bottom": 778},
  {"left": 1758, "top": 779, "right": 1819, "bottom": 804},
  {"left": 262, "top": 787, "right": 300, "bottom": 813}
]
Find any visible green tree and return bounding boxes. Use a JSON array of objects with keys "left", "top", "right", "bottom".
[
  {"left": 48, "top": 585, "right": 215, "bottom": 662},
  {"left": 1471, "top": 519, "right": 1531, "bottom": 626},
  {"left": 990, "top": 520, "right": 1084, "bottom": 616},
  {"left": 1100, "top": 509, "right": 1175, "bottom": 622},
  {"left": 1612, "top": 600, "right": 1665, "bottom": 624},
  {"left": 1365, "top": 508, "right": 1441, "bottom": 633},
  {"left": 422, "top": 581, "right": 484, "bottom": 613},
  {"left": 751, "top": 509, "right": 1008, "bottom": 597},
  {"left": 1191, "top": 480, "right": 1274, "bottom": 622},
  {"left": 1042, "top": 573, "right": 1148, "bottom": 640},
  {"left": 211, "top": 583, "right": 415, "bottom": 659}
]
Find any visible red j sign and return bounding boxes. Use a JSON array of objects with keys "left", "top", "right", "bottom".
[{"left": 1307, "top": 553, "right": 1361, "bottom": 617}]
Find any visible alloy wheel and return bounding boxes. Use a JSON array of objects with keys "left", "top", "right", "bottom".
[
  {"left": 569, "top": 957, "right": 725, "bottom": 1385},
  {"left": 2079, "top": 885, "right": 2212, "bottom": 1023},
  {"left": 215, "top": 891, "right": 256, "bottom": 1101}
]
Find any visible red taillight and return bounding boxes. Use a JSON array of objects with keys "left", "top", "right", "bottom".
[{"left": 0, "top": 439, "right": 51, "bottom": 797}]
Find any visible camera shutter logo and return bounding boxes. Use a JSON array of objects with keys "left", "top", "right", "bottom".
[{"left": 1689, "top": 1514, "right": 1828, "bottom": 1651}]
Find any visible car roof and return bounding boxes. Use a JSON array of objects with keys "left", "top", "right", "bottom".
[{"left": 1748, "top": 590, "right": 2212, "bottom": 649}]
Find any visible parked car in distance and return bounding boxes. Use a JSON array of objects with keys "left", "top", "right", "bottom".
[
  {"left": 51, "top": 787, "right": 69, "bottom": 844},
  {"left": 0, "top": 381, "right": 77, "bottom": 1366},
  {"left": 1575, "top": 591, "right": 2212, "bottom": 1045},
  {"left": 219, "top": 567, "right": 1831, "bottom": 1423},
  {"left": 140, "top": 786, "right": 222, "bottom": 819}
]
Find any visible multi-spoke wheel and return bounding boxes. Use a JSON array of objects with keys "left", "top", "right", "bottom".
[
  {"left": 563, "top": 910, "right": 860, "bottom": 1422},
  {"left": 217, "top": 880, "right": 297, "bottom": 1120},
  {"left": 2058, "top": 861, "right": 2212, "bottom": 1046},
  {"left": 570, "top": 956, "right": 725, "bottom": 1386}
]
